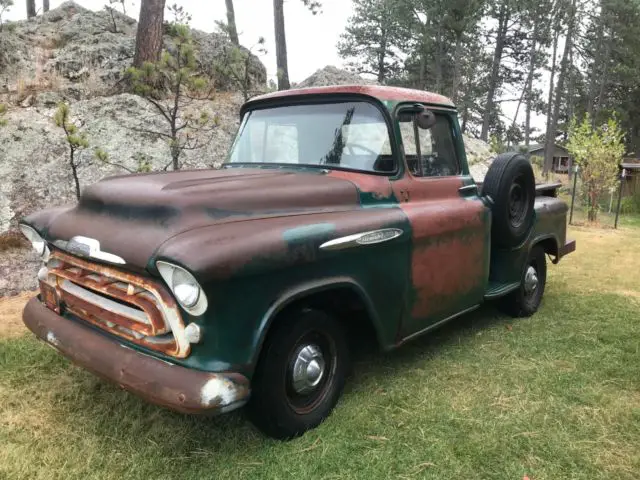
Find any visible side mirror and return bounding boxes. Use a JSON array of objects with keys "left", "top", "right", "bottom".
[
  {"left": 396, "top": 104, "right": 436, "bottom": 130},
  {"left": 416, "top": 110, "right": 436, "bottom": 130}
]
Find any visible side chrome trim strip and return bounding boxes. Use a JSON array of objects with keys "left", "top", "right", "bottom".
[{"left": 320, "top": 228, "right": 404, "bottom": 251}]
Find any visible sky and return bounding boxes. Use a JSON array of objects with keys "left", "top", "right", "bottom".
[
  {"left": 6, "top": 0, "right": 544, "bottom": 135},
  {"left": 6, "top": 0, "right": 354, "bottom": 84}
]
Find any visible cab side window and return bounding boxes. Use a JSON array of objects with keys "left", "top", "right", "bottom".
[{"left": 400, "top": 111, "right": 460, "bottom": 177}]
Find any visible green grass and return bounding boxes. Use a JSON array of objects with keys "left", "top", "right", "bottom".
[{"left": 2, "top": 225, "right": 640, "bottom": 479}]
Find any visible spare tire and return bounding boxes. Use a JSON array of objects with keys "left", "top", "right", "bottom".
[{"left": 482, "top": 153, "right": 535, "bottom": 248}]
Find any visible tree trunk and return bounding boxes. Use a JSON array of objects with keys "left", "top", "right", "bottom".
[
  {"left": 70, "top": 150, "right": 81, "bottom": 201},
  {"left": 273, "top": 0, "right": 290, "bottom": 90},
  {"left": 586, "top": 12, "right": 604, "bottom": 118},
  {"left": 510, "top": 32, "right": 538, "bottom": 148},
  {"left": 480, "top": 4, "right": 509, "bottom": 142},
  {"left": 544, "top": 30, "right": 559, "bottom": 150},
  {"left": 461, "top": 103, "right": 469, "bottom": 133},
  {"left": 544, "top": 0, "right": 576, "bottom": 175},
  {"left": 134, "top": 0, "right": 166, "bottom": 68},
  {"left": 594, "top": 34, "right": 612, "bottom": 120},
  {"left": 26, "top": 0, "right": 36, "bottom": 18},
  {"left": 225, "top": 0, "right": 240, "bottom": 46},
  {"left": 377, "top": 28, "right": 387, "bottom": 84},
  {"left": 524, "top": 25, "right": 540, "bottom": 147},
  {"left": 566, "top": 48, "right": 575, "bottom": 132},
  {"left": 451, "top": 34, "right": 463, "bottom": 103},
  {"left": 418, "top": 50, "right": 426, "bottom": 89},
  {"left": 43, "top": 0, "right": 49, "bottom": 13},
  {"left": 434, "top": 25, "right": 444, "bottom": 93}
]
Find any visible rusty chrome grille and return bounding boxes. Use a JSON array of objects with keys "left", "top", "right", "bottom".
[{"left": 39, "top": 250, "right": 191, "bottom": 358}]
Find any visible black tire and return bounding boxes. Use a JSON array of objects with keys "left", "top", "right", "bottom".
[
  {"left": 483, "top": 153, "right": 536, "bottom": 248},
  {"left": 248, "top": 308, "right": 349, "bottom": 439},
  {"left": 500, "top": 246, "right": 547, "bottom": 317}
]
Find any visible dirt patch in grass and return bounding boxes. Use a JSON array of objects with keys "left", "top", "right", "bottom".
[{"left": 0, "top": 292, "right": 35, "bottom": 338}]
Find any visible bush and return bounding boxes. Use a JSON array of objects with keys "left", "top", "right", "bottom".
[
  {"left": 0, "top": 103, "right": 7, "bottom": 126},
  {"left": 620, "top": 192, "right": 640, "bottom": 215},
  {"left": 530, "top": 155, "right": 543, "bottom": 168}
]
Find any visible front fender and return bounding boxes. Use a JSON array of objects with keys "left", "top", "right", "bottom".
[
  {"left": 154, "top": 208, "right": 411, "bottom": 377},
  {"left": 153, "top": 208, "right": 409, "bottom": 282},
  {"left": 251, "top": 276, "right": 384, "bottom": 366}
]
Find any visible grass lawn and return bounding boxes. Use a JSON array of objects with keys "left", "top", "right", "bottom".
[{"left": 1, "top": 223, "right": 639, "bottom": 480}]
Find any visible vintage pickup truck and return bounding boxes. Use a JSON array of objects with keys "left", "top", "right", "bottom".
[{"left": 20, "top": 85, "right": 575, "bottom": 439}]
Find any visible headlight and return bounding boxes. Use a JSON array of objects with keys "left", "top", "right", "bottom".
[
  {"left": 19, "top": 224, "right": 50, "bottom": 260},
  {"left": 156, "top": 261, "right": 208, "bottom": 315},
  {"left": 172, "top": 268, "right": 200, "bottom": 308}
]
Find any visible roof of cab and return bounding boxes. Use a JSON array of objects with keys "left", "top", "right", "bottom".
[{"left": 247, "top": 85, "right": 455, "bottom": 109}]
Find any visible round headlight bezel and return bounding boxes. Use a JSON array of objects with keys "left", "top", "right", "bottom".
[
  {"left": 156, "top": 261, "right": 208, "bottom": 316},
  {"left": 19, "top": 224, "right": 50, "bottom": 261}
]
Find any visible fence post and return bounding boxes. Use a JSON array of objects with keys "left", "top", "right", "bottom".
[
  {"left": 614, "top": 168, "right": 626, "bottom": 229},
  {"left": 569, "top": 165, "right": 579, "bottom": 225}
]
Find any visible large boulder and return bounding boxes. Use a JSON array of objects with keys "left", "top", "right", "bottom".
[
  {"left": 465, "top": 136, "right": 495, "bottom": 182},
  {"left": 0, "top": 92, "right": 244, "bottom": 234},
  {"left": 0, "top": 1, "right": 266, "bottom": 99},
  {"left": 298, "top": 66, "right": 378, "bottom": 88}
]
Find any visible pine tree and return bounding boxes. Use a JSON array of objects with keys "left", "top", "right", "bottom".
[
  {"left": 134, "top": 0, "right": 167, "bottom": 68},
  {"left": 0, "top": 0, "right": 13, "bottom": 30},
  {"left": 26, "top": 0, "right": 35, "bottom": 18},
  {"left": 544, "top": 0, "right": 577, "bottom": 174},
  {"left": 273, "top": 0, "right": 321, "bottom": 90},
  {"left": 128, "top": 25, "right": 218, "bottom": 171},
  {"left": 225, "top": 0, "right": 239, "bottom": 46},
  {"left": 338, "top": 0, "right": 410, "bottom": 84}
]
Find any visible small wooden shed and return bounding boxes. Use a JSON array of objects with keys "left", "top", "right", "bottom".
[
  {"left": 523, "top": 144, "right": 573, "bottom": 174},
  {"left": 620, "top": 160, "right": 640, "bottom": 196}
]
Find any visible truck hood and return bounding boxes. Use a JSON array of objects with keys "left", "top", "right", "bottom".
[{"left": 29, "top": 168, "right": 361, "bottom": 270}]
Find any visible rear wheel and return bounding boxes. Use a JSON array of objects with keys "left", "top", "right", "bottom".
[
  {"left": 500, "top": 246, "right": 547, "bottom": 317},
  {"left": 248, "top": 308, "right": 349, "bottom": 439}
]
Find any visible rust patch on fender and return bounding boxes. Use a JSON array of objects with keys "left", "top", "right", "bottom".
[{"left": 327, "top": 170, "right": 394, "bottom": 199}]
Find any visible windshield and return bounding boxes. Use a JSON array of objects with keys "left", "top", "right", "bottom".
[{"left": 227, "top": 101, "right": 396, "bottom": 173}]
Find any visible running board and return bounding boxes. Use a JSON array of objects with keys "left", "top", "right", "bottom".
[{"left": 484, "top": 281, "right": 520, "bottom": 300}]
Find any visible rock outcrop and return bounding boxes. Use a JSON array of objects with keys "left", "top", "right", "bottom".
[
  {"left": 0, "top": 1, "right": 266, "bottom": 100},
  {"left": 297, "top": 66, "right": 378, "bottom": 88},
  {"left": 0, "top": 51, "right": 494, "bottom": 294},
  {"left": 0, "top": 1, "right": 266, "bottom": 237}
]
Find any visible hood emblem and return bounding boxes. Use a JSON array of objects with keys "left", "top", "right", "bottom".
[
  {"left": 320, "top": 229, "right": 404, "bottom": 251},
  {"left": 54, "top": 236, "right": 126, "bottom": 265}
]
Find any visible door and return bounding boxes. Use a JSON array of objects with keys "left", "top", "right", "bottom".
[{"left": 392, "top": 108, "right": 491, "bottom": 338}]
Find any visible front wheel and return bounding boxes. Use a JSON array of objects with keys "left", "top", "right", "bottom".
[
  {"left": 500, "top": 246, "right": 547, "bottom": 317},
  {"left": 248, "top": 308, "right": 349, "bottom": 439}
]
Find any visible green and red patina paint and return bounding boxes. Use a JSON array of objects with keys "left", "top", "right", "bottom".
[{"left": 20, "top": 85, "right": 574, "bottom": 436}]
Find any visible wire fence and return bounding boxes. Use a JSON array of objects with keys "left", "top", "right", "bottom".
[{"left": 565, "top": 166, "right": 640, "bottom": 229}]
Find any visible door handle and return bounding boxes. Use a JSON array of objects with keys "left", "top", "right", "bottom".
[{"left": 459, "top": 184, "right": 479, "bottom": 196}]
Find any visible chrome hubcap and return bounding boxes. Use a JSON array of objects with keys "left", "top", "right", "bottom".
[
  {"left": 524, "top": 266, "right": 539, "bottom": 295},
  {"left": 291, "top": 344, "right": 325, "bottom": 395}
]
